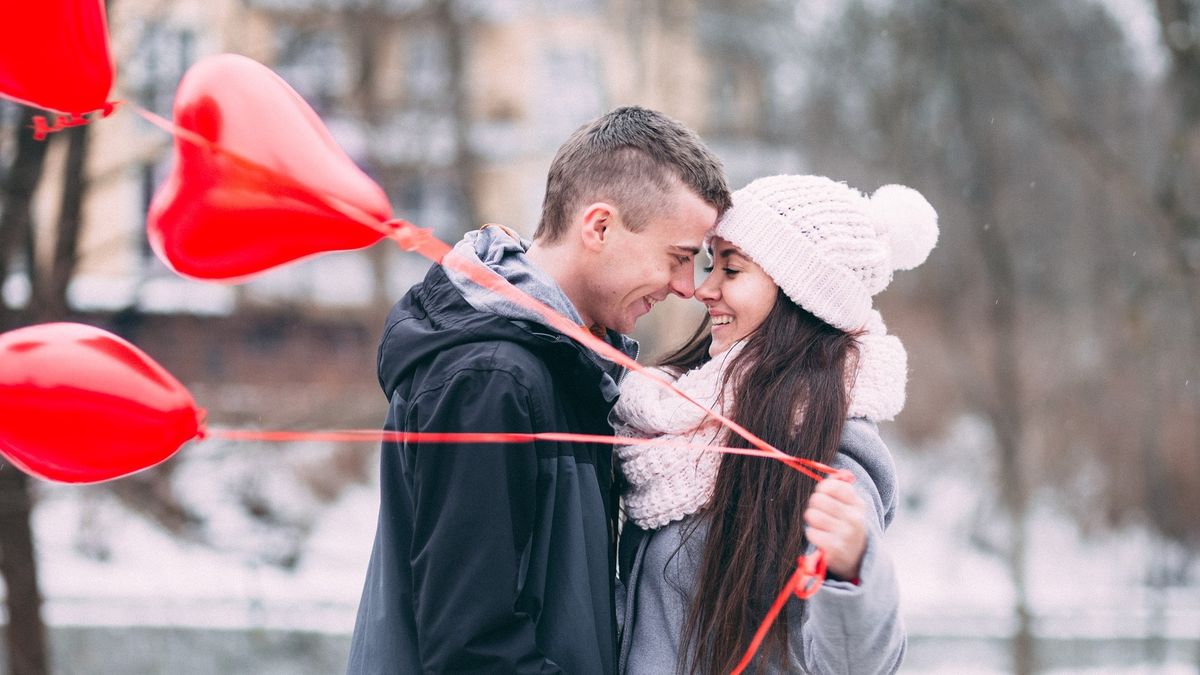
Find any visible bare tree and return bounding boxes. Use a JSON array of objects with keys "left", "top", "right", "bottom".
[
  {"left": 0, "top": 104, "right": 56, "bottom": 675},
  {"left": 957, "top": 0, "right": 1200, "bottom": 341},
  {"left": 0, "top": 105, "right": 101, "bottom": 675},
  {"left": 37, "top": 125, "right": 89, "bottom": 322},
  {"left": 1151, "top": 0, "right": 1200, "bottom": 313},
  {"left": 944, "top": 33, "right": 1035, "bottom": 671},
  {"left": 792, "top": 0, "right": 1200, "bottom": 672}
]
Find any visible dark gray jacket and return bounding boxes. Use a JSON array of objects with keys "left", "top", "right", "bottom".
[
  {"left": 618, "top": 419, "right": 906, "bottom": 674},
  {"left": 349, "top": 231, "right": 634, "bottom": 674}
]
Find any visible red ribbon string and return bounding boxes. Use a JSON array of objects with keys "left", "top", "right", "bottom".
[
  {"left": 729, "top": 552, "right": 829, "bottom": 675},
  {"left": 209, "top": 427, "right": 843, "bottom": 673},
  {"left": 204, "top": 428, "right": 841, "bottom": 483}
]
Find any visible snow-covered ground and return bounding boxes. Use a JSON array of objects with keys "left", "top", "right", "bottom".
[{"left": 15, "top": 414, "right": 1200, "bottom": 672}]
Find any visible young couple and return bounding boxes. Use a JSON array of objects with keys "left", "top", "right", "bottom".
[{"left": 347, "top": 106, "right": 936, "bottom": 674}]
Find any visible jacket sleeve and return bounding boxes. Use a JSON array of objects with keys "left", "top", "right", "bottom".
[
  {"left": 794, "top": 438, "right": 907, "bottom": 675},
  {"left": 405, "top": 367, "right": 563, "bottom": 674}
]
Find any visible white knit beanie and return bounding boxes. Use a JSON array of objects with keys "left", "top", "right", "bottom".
[{"left": 714, "top": 175, "right": 938, "bottom": 333}]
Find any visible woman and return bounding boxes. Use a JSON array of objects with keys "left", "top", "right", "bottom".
[{"left": 615, "top": 175, "right": 938, "bottom": 674}]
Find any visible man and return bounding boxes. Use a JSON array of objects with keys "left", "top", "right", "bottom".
[{"left": 347, "top": 106, "right": 730, "bottom": 674}]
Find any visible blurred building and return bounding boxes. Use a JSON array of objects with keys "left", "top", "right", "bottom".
[{"left": 20, "top": 0, "right": 806, "bottom": 324}]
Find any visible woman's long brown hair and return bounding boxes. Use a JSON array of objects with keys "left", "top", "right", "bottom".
[{"left": 658, "top": 292, "right": 859, "bottom": 674}]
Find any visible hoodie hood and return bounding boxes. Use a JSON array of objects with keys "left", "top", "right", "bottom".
[
  {"left": 443, "top": 225, "right": 584, "bottom": 328},
  {"left": 441, "top": 225, "right": 638, "bottom": 378}
]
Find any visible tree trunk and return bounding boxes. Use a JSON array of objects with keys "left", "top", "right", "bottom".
[
  {"left": 0, "top": 108, "right": 51, "bottom": 311},
  {"left": 0, "top": 470, "right": 48, "bottom": 675},
  {"left": 40, "top": 124, "right": 90, "bottom": 322},
  {"left": 346, "top": 0, "right": 397, "bottom": 315},
  {"left": 0, "top": 106, "right": 53, "bottom": 675},
  {"left": 947, "top": 13, "right": 1035, "bottom": 672},
  {"left": 435, "top": 0, "right": 480, "bottom": 232},
  {"left": 1153, "top": 0, "right": 1200, "bottom": 328},
  {"left": 968, "top": 166, "right": 1036, "bottom": 675}
]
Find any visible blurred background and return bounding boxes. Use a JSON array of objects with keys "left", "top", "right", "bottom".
[{"left": 1, "top": 0, "right": 1198, "bottom": 673}]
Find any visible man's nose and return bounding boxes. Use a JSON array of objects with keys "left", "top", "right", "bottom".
[{"left": 669, "top": 262, "right": 697, "bottom": 298}]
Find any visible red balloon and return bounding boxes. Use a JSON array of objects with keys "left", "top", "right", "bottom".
[
  {"left": 147, "top": 53, "right": 393, "bottom": 281},
  {"left": 0, "top": 0, "right": 114, "bottom": 114},
  {"left": 0, "top": 323, "right": 202, "bottom": 484}
]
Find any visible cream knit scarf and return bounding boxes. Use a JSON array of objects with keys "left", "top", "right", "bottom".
[
  {"left": 614, "top": 311, "right": 907, "bottom": 529},
  {"left": 614, "top": 344, "right": 743, "bottom": 530}
]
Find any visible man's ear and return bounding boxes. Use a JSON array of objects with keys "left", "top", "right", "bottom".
[{"left": 579, "top": 202, "right": 618, "bottom": 252}]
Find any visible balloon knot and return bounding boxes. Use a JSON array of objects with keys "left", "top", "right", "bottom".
[
  {"left": 29, "top": 104, "right": 119, "bottom": 141},
  {"left": 32, "top": 115, "right": 54, "bottom": 141}
]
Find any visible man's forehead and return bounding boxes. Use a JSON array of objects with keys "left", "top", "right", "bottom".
[{"left": 668, "top": 243, "right": 702, "bottom": 256}]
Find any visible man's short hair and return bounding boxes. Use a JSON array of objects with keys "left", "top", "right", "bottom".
[{"left": 534, "top": 106, "right": 732, "bottom": 244}]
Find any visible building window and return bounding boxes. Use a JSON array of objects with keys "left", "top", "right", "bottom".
[
  {"left": 406, "top": 33, "right": 450, "bottom": 106},
  {"left": 273, "top": 25, "right": 348, "bottom": 116},
  {"left": 128, "top": 22, "right": 195, "bottom": 272},
  {"left": 536, "top": 46, "right": 604, "bottom": 147},
  {"left": 126, "top": 22, "right": 195, "bottom": 118},
  {"left": 710, "top": 54, "right": 765, "bottom": 137}
]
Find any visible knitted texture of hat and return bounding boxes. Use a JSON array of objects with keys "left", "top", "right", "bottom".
[{"left": 715, "top": 175, "right": 938, "bottom": 332}]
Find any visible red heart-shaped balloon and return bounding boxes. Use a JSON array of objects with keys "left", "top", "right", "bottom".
[
  {"left": 0, "top": 323, "right": 202, "bottom": 484},
  {"left": 147, "top": 53, "right": 393, "bottom": 281},
  {"left": 0, "top": 0, "right": 114, "bottom": 114}
]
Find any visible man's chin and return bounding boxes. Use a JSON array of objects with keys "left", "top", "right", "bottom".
[{"left": 610, "top": 313, "right": 640, "bottom": 335}]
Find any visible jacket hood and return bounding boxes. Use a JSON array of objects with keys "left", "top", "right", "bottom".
[
  {"left": 443, "top": 226, "right": 584, "bottom": 328},
  {"left": 442, "top": 225, "right": 638, "bottom": 371},
  {"left": 378, "top": 262, "right": 626, "bottom": 407}
]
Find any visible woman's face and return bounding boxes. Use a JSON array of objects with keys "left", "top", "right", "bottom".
[{"left": 694, "top": 237, "right": 779, "bottom": 356}]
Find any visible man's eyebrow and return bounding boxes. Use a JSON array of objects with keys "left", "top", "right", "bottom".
[{"left": 669, "top": 245, "right": 702, "bottom": 256}]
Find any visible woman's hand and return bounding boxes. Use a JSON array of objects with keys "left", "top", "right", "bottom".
[{"left": 803, "top": 477, "right": 867, "bottom": 581}]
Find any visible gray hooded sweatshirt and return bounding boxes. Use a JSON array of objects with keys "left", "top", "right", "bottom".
[{"left": 618, "top": 419, "right": 906, "bottom": 674}]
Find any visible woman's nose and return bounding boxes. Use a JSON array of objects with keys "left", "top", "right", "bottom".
[{"left": 694, "top": 273, "right": 719, "bottom": 302}]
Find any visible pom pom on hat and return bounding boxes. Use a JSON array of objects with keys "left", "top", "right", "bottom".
[{"left": 871, "top": 184, "right": 939, "bottom": 271}]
